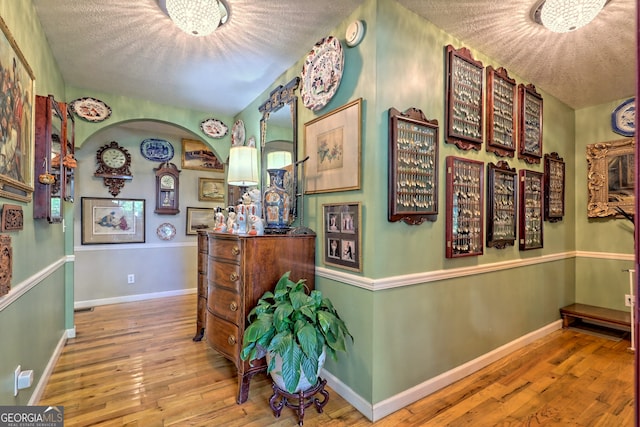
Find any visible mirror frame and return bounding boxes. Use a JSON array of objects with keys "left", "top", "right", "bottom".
[
  {"left": 586, "top": 137, "right": 635, "bottom": 218},
  {"left": 258, "top": 76, "right": 300, "bottom": 224}
]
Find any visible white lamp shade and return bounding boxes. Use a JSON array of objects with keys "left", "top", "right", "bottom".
[
  {"left": 267, "top": 151, "right": 293, "bottom": 170},
  {"left": 540, "top": 0, "right": 606, "bottom": 33},
  {"left": 227, "top": 146, "right": 259, "bottom": 186}
]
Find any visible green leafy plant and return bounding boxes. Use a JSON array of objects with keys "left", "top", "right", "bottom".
[{"left": 241, "top": 271, "right": 353, "bottom": 393}]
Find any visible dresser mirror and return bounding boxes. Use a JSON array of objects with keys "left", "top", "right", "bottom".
[{"left": 259, "top": 77, "right": 300, "bottom": 224}]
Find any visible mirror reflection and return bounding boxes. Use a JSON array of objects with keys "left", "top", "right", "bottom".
[
  {"left": 50, "top": 102, "right": 63, "bottom": 222},
  {"left": 259, "top": 77, "right": 300, "bottom": 229}
]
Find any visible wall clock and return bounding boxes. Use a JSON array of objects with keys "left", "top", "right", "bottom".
[
  {"left": 154, "top": 162, "right": 180, "bottom": 215},
  {"left": 611, "top": 98, "right": 635, "bottom": 137},
  {"left": 95, "top": 141, "right": 132, "bottom": 197}
]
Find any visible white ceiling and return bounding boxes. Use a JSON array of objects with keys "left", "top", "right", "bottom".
[{"left": 32, "top": 0, "right": 636, "bottom": 120}]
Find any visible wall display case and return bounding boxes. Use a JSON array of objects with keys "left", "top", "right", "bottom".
[
  {"left": 34, "top": 95, "right": 64, "bottom": 223},
  {"left": 388, "top": 107, "right": 439, "bottom": 224},
  {"left": 154, "top": 162, "right": 180, "bottom": 215},
  {"left": 485, "top": 66, "right": 517, "bottom": 157},
  {"left": 518, "top": 84, "right": 543, "bottom": 164},
  {"left": 445, "top": 45, "right": 484, "bottom": 151},
  {"left": 486, "top": 161, "right": 517, "bottom": 249},
  {"left": 518, "top": 169, "right": 543, "bottom": 250},
  {"left": 445, "top": 156, "right": 484, "bottom": 258},
  {"left": 544, "top": 152, "right": 565, "bottom": 222}
]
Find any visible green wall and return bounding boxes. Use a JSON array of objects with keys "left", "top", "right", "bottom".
[{"left": 0, "top": 1, "right": 67, "bottom": 405}]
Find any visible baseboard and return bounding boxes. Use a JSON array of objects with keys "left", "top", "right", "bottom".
[
  {"left": 322, "top": 319, "right": 562, "bottom": 422},
  {"left": 28, "top": 331, "right": 67, "bottom": 405},
  {"left": 74, "top": 287, "right": 197, "bottom": 309}
]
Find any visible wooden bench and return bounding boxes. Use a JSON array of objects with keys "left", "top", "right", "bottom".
[{"left": 560, "top": 303, "right": 631, "bottom": 329}]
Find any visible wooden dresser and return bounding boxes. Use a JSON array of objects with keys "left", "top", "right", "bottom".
[
  {"left": 205, "top": 232, "right": 315, "bottom": 404},
  {"left": 193, "top": 231, "right": 209, "bottom": 341}
]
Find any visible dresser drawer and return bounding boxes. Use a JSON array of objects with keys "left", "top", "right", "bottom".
[
  {"left": 211, "top": 237, "right": 242, "bottom": 263},
  {"left": 210, "top": 261, "right": 242, "bottom": 293},
  {"left": 208, "top": 286, "right": 242, "bottom": 325},
  {"left": 206, "top": 311, "right": 240, "bottom": 361}
]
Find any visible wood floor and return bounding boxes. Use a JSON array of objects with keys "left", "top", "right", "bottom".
[{"left": 39, "top": 294, "right": 635, "bottom": 426}]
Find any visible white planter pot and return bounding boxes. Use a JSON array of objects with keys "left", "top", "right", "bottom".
[{"left": 267, "top": 348, "right": 326, "bottom": 393}]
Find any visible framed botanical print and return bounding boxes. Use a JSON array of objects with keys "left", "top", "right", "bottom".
[
  {"left": 322, "top": 202, "right": 361, "bottom": 272},
  {"left": 518, "top": 84, "right": 543, "bottom": 164},
  {"left": 304, "top": 98, "right": 362, "bottom": 194}
]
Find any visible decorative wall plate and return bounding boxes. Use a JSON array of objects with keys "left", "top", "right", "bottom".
[
  {"left": 301, "top": 36, "right": 344, "bottom": 111},
  {"left": 611, "top": 98, "right": 635, "bottom": 137},
  {"left": 69, "top": 97, "right": 112, "bottom": 122},
  {"left": 231, "top": 119, "right": 245, "bottom": 146},
  {"left": 345, "top": 20, "right": 365, "bottom": 47},
  {"left": 156, "top": 222, "right": 176, "bottom": 241},
  {"left": 140, "top": 138, "right": 174, "bottom": 162},
  {"left": 200, "top": 118, "right": 228, "bottom": 138}
]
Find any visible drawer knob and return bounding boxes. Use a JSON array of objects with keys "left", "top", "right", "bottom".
[
  {"left": 228, "top": 335, "right": 236, "bottom": 345},
  {"left": 229, "top": 302, "right": 238, "bottom": 312},
  {"left": 229, "top": 272, "right": 239, "bottom": 282},
  {"left": 231, "top": 246, "right": 240, "bottom": 256}
]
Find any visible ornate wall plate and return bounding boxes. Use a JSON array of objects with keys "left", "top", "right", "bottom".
[
  {"left": 69, "top": 97, "right": 112, "bottom": 122},
  {"left": 231, "top": 120, "right": 245, "bottom": 146},
  {"left": 611, "top": 98, "right": 635, "bottom": 137},
  {"left": 156, "top": 222, "right": 176, "bottom": 241},
  {"left": 301, "top": 36, "right": 344, "bottom": 111},
  {"left": 200, "top": 118, "right": 228, "bottom": 138},
  {"left": 140, "top": 138, "right": 174, "bottom": 162}
]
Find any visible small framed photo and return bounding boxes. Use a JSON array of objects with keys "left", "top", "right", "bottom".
[
  {"left": 323, "top": 202, "right": 361, "bottom": 272},
  {"left": 198, "top": 177, "right": 225, "bottom": 202},
  {"left": 81, "top": 198, "right": 145, "bottom": 244},
  {"left": 186, "top": 206, "right": 217, "bottom": 235},
  {"left": 181, "top": 138, "right": 225, "bottom": 171}
]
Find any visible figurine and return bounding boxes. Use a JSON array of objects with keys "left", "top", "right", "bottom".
[
  {"left": 227, "top": 206, "right": 238, "bottom": 233},
  {"left": 248, "top": 215, "right": 265, "bottom": 236},
  {"left": 213, "top": 207, "right": 227, "bottom": 233}
]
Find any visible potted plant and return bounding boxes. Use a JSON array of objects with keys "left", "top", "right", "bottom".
[{"left": 241, "top": 271, "right": 353, "bottom": 393}]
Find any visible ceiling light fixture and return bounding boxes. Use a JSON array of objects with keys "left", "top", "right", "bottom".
[
  {"left": 166, "top": 0, "right": 229, "bottom": 37},
  {"left": 533, "top": 0, "right": 606, "bottom": 33}
]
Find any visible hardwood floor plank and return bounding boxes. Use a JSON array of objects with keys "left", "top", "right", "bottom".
[{"left": 40, "top": 295, "right": 634, "bottom": 426}]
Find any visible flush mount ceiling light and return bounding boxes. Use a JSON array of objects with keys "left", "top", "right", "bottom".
[
  {"left": 166, "top": 0, "right": 229, "bottom": 36},
  {"left": 532, "top": 0, "right": 606, "bottom": 33}
]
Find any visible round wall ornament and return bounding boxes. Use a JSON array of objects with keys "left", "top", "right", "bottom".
[
  {"left": 345, "top": 20, "right": 365, "bottom": 47},
  {"left": 200, "top": 118, "right": 228, "bottom": 138},
  {"left": 70, "top": 97, "right": 112, "bottom": 122},
  {"left": 156, "top": 223, "right": 176, "bottom": 241},
  {"left": 300, "top": 36, "right": 344, "bottom": 111},
  {"left": 611, "top": 98, "right": 635, "bottom": 137},
  {"left": 231, "top": 120, "right": 246, "bottom": 146}
]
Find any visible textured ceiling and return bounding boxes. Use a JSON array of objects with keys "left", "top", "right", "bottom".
[{"left": 32, "top": 0, "right": 636, "bottom": 120}]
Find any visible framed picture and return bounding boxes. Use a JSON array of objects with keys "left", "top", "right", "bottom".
[
  {"left": 186, "top": 206, "right": 217, "bottom": 235},
  {"left": 323, "top": 202, "right": 361, "bottom": 272},
  {"left": 198, "top": 177, "right": 225, "bottom": 202},
  {"left": 81, "top": 198, "right": 145, "bottom": 244},
  {"left": 304, "top": 98, "right": 362, "bottom": 194},
  {"left": 181, "top": 138, "right": 224, "bottom": 171},
  {"left": 0, "top": 16, "right": 35, "bottom": 203}
]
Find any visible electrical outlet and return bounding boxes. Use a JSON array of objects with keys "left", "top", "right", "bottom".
[
  {"left": 127, "top": 274, "right": 135, "bottom": 284},
  {"left": 625, "top": 294, "right": 633, "bottom": 307}
]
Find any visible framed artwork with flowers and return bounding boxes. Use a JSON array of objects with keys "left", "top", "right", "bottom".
[{"left": 304, "top": 98, "right": 362, "bottom": 194}]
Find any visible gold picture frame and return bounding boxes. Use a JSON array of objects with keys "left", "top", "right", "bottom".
[
  {"left": 587, "top": 138, "right": 635, "bottom": 218},
  {"left": 0, "top": 16, "right": 35, "bottom": 202},
  {"left": 81, "top": 198, "right": 145, "bottom": 244},
  {"left": 186, "top": 206, "right": 218, "bottom": 235},
  {"left": 304, "top": 98, "right": 362, "bottom": 194},
  {"left": 181, "top": 138, "right": 224, "bottom": 171},
  {"left": 322, "top": 202, "right": 362, "bottom": 272},
  {"left": 198, "top": 177, "right": 225, "bottom": 202}
]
